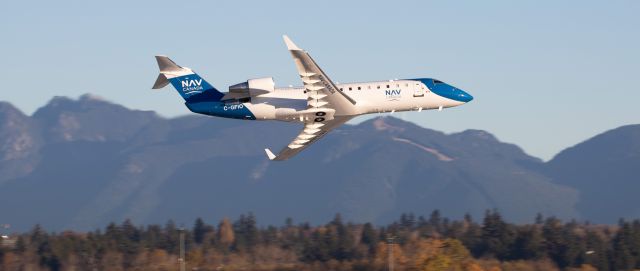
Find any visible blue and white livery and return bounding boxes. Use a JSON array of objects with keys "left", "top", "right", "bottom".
[{"left": 152, "top": 35, "right": 473, "bottom": 160}]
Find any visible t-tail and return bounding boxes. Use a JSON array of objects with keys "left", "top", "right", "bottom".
[{"left": 152, "top": 55, "right": 224, "bottom": 103}]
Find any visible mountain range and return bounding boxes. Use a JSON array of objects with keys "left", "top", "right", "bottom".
[{"left": 0, "top": 95, "right": 637, "bottom": 231}]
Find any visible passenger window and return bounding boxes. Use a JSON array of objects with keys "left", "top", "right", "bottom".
[
  {"left": 396, "top": 84, "right": 400, "bottom": 88},
  {"left": 339, "top": 88, "right": 343, "bottom": 91},
  {"left": 377, "top": 85, "right": 380, "bottom": 89},
  {"left": 349, "top": 87, "right": 352, "bottom": 91},
  {"left": 358, "top": 86, "right": 361, "bottom": 90},
  {"left": 386, "top": 85, "right": 390, "bottom": 88},
  {"left": 405, "top": 83, "right": 409, "bottom": 87}
]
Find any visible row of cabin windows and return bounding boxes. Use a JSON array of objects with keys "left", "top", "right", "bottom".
[{"left": 339, "top": 83, "right": 410, "bottom": 91}]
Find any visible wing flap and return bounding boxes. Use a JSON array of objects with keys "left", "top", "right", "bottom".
[{"left": 266, "top": 116, "right": 353, "bottom": 161}]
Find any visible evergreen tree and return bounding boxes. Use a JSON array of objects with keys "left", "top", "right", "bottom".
[
  {"left": 30, "top": 224, "right": 47, "bottom": 247},
  {"left": 560, "top": 221, "right": 586, "bottom": 268},
  {"left": 612, "top": 221, "right": 636, "bottom": 270},
  {"left": 480, "top": 209, "right": 515, "bottom": 259},
  {"left": 233, "top": 213, "right": 259, "bottom": 251},
  {"left": 263, "top": 225, "right": 279, "bottom": 245},
  {"left": 37, "top": 238, "right": 61, "bottom": 271},
  {"left": 542, "top": 217, "right": 565, "bottom": 266},
  {"left": 584, "top": 230, "right": 609, "bottom": 271},
  {"left": 13, "top": 235, "right": 26, "bottom": 253},
  {"left": 164, "top": 220, "right": 179, "bottom": 254},
  {"left": 511, "top": 225, "right": 545, "bottom": 260},
  {"left": 285, "top": 217, "right": 294, "bottom": 228},
  {"left": 245, "top": 213, "right": 259, "bottom": 248},
  {"left": 193, "top": 217, "right": 211, "bottom": 244},
  {"left": 328, "top": 213, "right": 354, "bottom": 260},
  {"left": 542, "top": 217, "right": 586, "bottom": 268},
  {"left": 361, "top": 222, "right": 378, "bottom": 254},
  {"left": 429, "top": 209, "right": 443, "bottom": 234},
  {"left": 461, "top": 213, "right": 483, "bottom": 257},
  {"left": 144, "top": 224, "right": 163, "bottom": 250},
  {"left": 399, "top": 213, "right": 415, "bottom": 230},
  {"left": 119, "top": 219, "right": 141, "bottom": 268},
  {"left": 631, "top": 220, "right": 640, "bottom": 269}
]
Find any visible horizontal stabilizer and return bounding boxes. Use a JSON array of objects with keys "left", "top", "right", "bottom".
[
  {"left": 152, "top": 73, "right": 169, "bottom": 89},
  {"left": 155, "top": 55, "right": 183, "bottom": 72}
]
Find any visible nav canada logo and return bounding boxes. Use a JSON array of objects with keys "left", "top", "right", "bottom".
[
  {"left": 181, "top": 78, "right": 204, "bottom": 94},
  {"left": 385, "top": 89, "right": 402, "bottom": 100}
]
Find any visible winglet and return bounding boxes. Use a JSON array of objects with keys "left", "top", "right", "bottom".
[
  {"left": 264, "top": 148, "right": 276, "bottom": 160},
  {"left": 283, "top": 35, "right": 301, "bottom": 51}
]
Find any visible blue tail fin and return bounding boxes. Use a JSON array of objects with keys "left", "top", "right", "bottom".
[{"left": 152, "top": 56, "right": 224, "bottom": 103}]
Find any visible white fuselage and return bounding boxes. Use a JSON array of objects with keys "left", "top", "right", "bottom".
[{"left": 242, "top": 79, "right": 466, "bottom": 122}]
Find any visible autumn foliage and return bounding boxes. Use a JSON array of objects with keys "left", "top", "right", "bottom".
[{"left": 1, "top": 210, "right": 637, "bottom": 271}]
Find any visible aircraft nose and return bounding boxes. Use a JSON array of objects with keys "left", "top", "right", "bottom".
[{"left": 456, "top": 88, "right": 473, "bottom": 103}]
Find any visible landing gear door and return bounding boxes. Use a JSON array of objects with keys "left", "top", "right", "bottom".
[{"left": 413, "top": 81, "right": 425, "bottom": 97}]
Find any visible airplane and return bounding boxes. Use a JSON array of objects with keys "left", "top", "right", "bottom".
[{"left": 152, "top": 35, "right": 473, "bottom": 161}]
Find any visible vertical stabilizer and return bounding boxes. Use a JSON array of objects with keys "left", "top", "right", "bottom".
[{"left": 152, "top": 55, "right": 224, "bottom": 102}]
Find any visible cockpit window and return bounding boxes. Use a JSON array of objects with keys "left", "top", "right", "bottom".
[{"left": 433, "top": 79, "right": 444, "bottom": 84}]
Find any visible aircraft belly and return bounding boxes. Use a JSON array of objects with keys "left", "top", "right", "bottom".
[
  {"left": 423, "top": 92, "right": 465, "bottom": 109},
  {"left": 253, "top": 96, "right": 306, "bottom": 110},
  {"left": 245, "top": 95, "right": 307, "bottom": 121},
  {"left": 187, "top": 101, "right": 257, "bottom": 120},
  {"left": 244, "top": 103, "right": 276, "bottom": 120}
]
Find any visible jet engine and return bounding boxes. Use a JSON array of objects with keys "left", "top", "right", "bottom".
[{"left": 228, "top": 77, "right": 275, "bottom": 97}]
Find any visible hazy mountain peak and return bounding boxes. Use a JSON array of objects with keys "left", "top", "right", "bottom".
[
  {"left": 358, "top": 117, "right": 426, "bottom": 134},
  {"left": 0, "top": 101, "right": 40, "bottom": 179},
  {"left": 551, "top": 124, "right": 640, "bottom": 161},
  {"left": 372, "top": 117, "right": 405, "bottom": 132},
  {"left": 0, "top": 101, "right": 26, "bottom": 118},
  {"left": 36, "top": 94, "right": 125, "bottom": 115},
  {"left": 546, "top": 123, "right": 640, "bottom": 222},
  {"left": 454, "top": 129, "right": 498, "bottom": 142},
  {"left": 32, "top": 94, "right": 161, "bottom": 143},
  {"left": 38, "top": 96, "right": 77, "bottom": 111},
  {"left": 78, "top": 93, "right": 109, "bottom": 102}
]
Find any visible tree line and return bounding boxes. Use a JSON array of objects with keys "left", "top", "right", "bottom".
[{"left": 2, "top": 210, "right": 640, "bottom": 270}]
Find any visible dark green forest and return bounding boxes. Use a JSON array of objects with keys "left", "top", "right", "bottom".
[{"left": 2, "top": 210, "right": 640, "bottom": 271}]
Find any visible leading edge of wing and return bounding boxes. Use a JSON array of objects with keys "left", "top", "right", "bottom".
[{"left": 282, "top": 35, "right": 357, "bottom": 110}]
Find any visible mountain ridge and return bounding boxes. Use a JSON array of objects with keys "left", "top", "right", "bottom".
[{"left": 0, "top": 95, "right": 636, "bottom": 231}]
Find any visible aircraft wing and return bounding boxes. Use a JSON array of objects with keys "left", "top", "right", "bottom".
[
  {"left": 264, "top": 36, "right": 357, "bottom": 161},
  {"left": 265, "top": 115, "right": 353, "bottom": 161},
  {"left": 283, "top": 35, "right": 357, "bottom": 114}
]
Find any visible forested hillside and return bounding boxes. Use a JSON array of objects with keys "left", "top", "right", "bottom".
[{"left": 1, "top": 211, "right": 637, "bottom": 271}]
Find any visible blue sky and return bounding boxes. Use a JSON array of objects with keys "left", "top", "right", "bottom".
[{"left": 1, "top": 0, "right": 638, "bottom": 160}]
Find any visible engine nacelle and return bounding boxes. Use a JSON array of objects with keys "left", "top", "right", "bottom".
[{"left": 228, "top": 77, "right": 275, "bottom": 97}]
